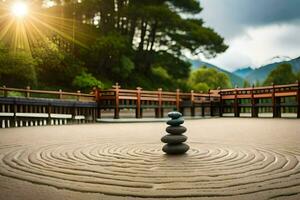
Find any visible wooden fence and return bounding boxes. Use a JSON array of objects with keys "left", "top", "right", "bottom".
[
  {"left": 219, "top": 82, "right": 300, "bottom": 118},
  {"left": 0, "top": 82, "right": 299, "bottom": 128},
  {"left": 97, "top": 83, "right": 220, "bottom": 119},
  {"left": 0, "top": 86, "right": 98, "bottom": 128}
]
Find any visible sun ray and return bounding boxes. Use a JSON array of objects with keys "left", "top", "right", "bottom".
[
  {"left": 27, "top": 20, "right": 48, "bottom": 43},
  {"left": 30, "top": 15, "right": 87, "bottom": 48},
  {"left": 0, "top": 18, "right": 15, "bottom": 41},
  {"left": 0, "top": 1, "right": 98, "bottom": 56}
]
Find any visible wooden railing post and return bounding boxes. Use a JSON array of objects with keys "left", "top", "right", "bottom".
[
  {"left": 136, "top": 87, "right": 142, "bottom": 118},
  {"left": 12, "top": 101, "right": 17, "bottom": 127},
  {"left": 157, "top": 88, "right": 162, "bottom": 118},
  {"left": 76, "top": 90, "right": 81, "bottom": 101},
  {"left": 208, "top": 89, "right": 214, "bottom": 116},
  {"left": 251, "top": 85, "right": 258, "bottom": 117},
  {"left": 219, "top": 90, "right": 223, "bottom": 117},
  {"left": 201, "top": 91, "right": 206, "bottom": 117},
  {"left": 93, "top": 87, "right": 101, "bottom": 119},
  {"left": 3, "top": 85, "right": 8, "bottom": 97},
  {"left": 93, "top": 87, "right": 99, "bottom": 101},
  {"left": 297, "top": 81, "right": 300, "bottom": 118},
  {"left": 113, "top": 83, "right": 120, "bottom": 119},
  {"left": 91, "top": 87, "right": 98, "bottom": 121},
  {"left": 190, "top": 90, "right": 195, "bottom": 116},
  {"left": 59, "top": 89, "right": 63, "bottom": 99},
  {"left": 176, "top": 89, "right": 180, "bottom": 111},
  {"left": 47, "top": 103, "right": 52, "bottom": 125},
  {"left": 234, "top": 87, "right": 239, "bottom": 117},
  {"left": 26, "top": 86, "right": 30, "bottom": 98}
]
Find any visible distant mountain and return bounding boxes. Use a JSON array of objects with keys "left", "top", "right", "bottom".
[
  {"left": 245, "top": 56, "right": 300, "bottom": 84},
  {"left": 233, "top": 67, "right": 254, "bottom": 79},
  {"left": 263, "top": 56, "right": 291, "bottom": 66},
  {"left": 190, "top": 56, "right": 300, "bottom": 87},
  {"left": 190, "top": 60, "right": 244, "bottom": 87}
]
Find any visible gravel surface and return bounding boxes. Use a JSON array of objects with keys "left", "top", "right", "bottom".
[{"left": 0, "top": 118, "right": 300, "bottom": 200}]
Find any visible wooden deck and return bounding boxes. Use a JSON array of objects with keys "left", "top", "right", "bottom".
[
  {"left": 0, "top": 82, "right": 299, "bottom": 128},
  {"left": 219, "top": 83, "right": 300, "bottom": 118}
]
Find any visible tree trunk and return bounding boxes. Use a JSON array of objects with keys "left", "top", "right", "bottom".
[
  {"left": 138, "top": 20, "right": 148, "bottom": 52},
  {"left": 149, "top": 20, "right": 158, "bottom": 51}
]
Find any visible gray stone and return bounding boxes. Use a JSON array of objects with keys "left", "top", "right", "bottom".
[
  {"left": 168, "top": 111, "right": 182, "bottom": 119},
  {"left": 167, "top": 118, "right": 184, "bottom": 126},
  {"left": 162, "top": 111, "right": 189, "bottom": 155},
  {"left": 166, "top": 125, "right": 186, "bottom": 135},
  {"left": 161, "top": 135, "right": 187, "bottom": 144},
  {"left": 162, "top": 143, "right": 190, "bottom": 154}
]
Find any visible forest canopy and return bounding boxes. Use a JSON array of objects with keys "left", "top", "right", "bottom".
[
  {"left": 0, "top": 0, "right": 228, "bottom": 91},
  {"left": 263, "top": 63, "right": 297, "bottom": 86}
]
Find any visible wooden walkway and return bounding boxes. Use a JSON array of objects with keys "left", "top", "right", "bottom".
[
  {"left": 0, "top": 82, "right": 299, "bottom": 128},
  {"left": 219, "top": 83, "right": 300, "bottom": 118}
]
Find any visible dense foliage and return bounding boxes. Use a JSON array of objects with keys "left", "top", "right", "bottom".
[
  {"left": 32, "top": 40, "right": 84, "bottom": 90},
  {"left": 264, "top": 63, "right": 297, "bottom": 85},
  {"left": 0, "top": 44, "right": 37, "bottom": 87},
  {"left": 72, "top": 71, "right": 104, "bottom": 92},
  {"left": 0, "top": 0, "right": 228, "bottom": 91},
  {"left": 297, "top": 72, "right": 300, "bottom": 81},
  {"left": 188, "top": 67, "right": 232, "bottom": 92}
]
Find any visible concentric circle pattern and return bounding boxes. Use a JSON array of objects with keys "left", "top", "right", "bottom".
[{"left": 1, "top": 141, "right": 300, "bottom": 198}]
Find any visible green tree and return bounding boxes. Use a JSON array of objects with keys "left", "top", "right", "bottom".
[
  {"left": 0, "top": 0, "right": 228, "bottom": 90},
  {"left": 264, "top": 63, "right": 296, "bottom": 85},
  {"left": 188, "top": 67, "right": 232, "bottom": 92},
  {"left": 84, "top": 33, "right": 134, "bottom": 83},
  {"left": 190, "top": 82, "right": 210, "bottom": 92},
  {"left": 243, "top": 80, "right": 251, "bottom": 88},
  {"left": 47, "top": 0, "right": 228, "bottom": 89},
  {"left": 296, "top": 71, "right": 300, "bottom": 82},
  {"left": 72, "top": 71, "right": 104, "bottom": 92},
  {"left": 32, "top": 40, "right": 83, "bottom": 89},
  {"left": 0, "top": 43, "right": 37, "bottom": 87},
  {"left": 255, "top": 80, "right": 261, "bottom": 87}
]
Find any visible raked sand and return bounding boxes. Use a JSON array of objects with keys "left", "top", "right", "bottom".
[{"left": 0, "top": 118, "right": 300, "bottom": 200}]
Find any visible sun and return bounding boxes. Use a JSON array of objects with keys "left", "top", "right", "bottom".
[
  {"left": 11, "top": 1, "right": 28, "bottom": 18},
  {"left": 1, "top": 0, "right": 86, "bottom": 54}
]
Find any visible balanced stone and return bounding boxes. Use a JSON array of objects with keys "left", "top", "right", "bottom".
[
  {"left": 166, "top": 125, "right": 186, "bottom": 135},
  {"left": 166, "top": 118, "right": 184, "bottom": 126},
  {"left": 161, "top": 135, "right": 187, "bottom": 144},
  {"left": 161, "top": 111, "right": 189, "bottom": 155},
  {"left": 162, "top": 143, "right": 190, "bottom": 155},
  {"left": 168, "top": 111, "right": 182, "bottom": 119}
]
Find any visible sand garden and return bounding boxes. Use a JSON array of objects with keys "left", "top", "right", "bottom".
[{"left": 0, "top": 118, "right": 300, "bottom": 200}]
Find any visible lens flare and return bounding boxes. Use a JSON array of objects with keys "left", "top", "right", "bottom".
[
  {"left": 0, "top": 1, "right": 89, "bottom": 55},
  {"left": 11, "top": 2, "right": 28, "bottom": 18}
]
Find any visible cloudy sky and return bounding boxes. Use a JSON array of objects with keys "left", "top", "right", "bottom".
[{"left": 198, "top": 0, "right": 300, "bottom": 71}]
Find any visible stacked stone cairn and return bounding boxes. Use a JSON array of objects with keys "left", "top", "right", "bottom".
[{"left": 161, "top": 111, "right": 189, "bottom": 154}]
